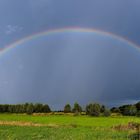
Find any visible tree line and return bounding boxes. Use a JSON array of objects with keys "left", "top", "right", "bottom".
[
  {"left": 0, "top": 103, "right": 51, "bottom": 114},
  {"left": 0, "top": 101, "right": 140, "bottom": 116}
]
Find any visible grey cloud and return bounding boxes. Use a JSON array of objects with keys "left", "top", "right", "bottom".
[{"left": 0, "top": 1, "right": 140, "bottom": 109}]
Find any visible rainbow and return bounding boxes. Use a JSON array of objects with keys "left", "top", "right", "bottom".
[{"left": 1, "top": 27, "right": 140, "bottom": 55}]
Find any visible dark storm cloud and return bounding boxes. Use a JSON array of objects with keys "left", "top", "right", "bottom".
[
  {"left": 0, "top": 32, "right": 140, "bottom": 109},
  {"left": 0, "top": 0, "right": 140, "bottom": 46},
  {"left": 0, "top": 1, "right": 140, "bottom": 109}
]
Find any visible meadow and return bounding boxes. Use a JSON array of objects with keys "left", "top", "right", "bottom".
[{"left": 0, "top": 114, "right": 140, "bottom": 140}]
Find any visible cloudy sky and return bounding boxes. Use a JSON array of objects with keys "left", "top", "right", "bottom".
[{"left": 0, "top": 0, "right": 140, "bottom": 109}]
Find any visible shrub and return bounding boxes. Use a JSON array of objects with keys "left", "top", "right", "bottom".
[
  {"left": 103, "top": 109, "right": 111, "bottom": 117},
  {"left": 110, "top": 107, "right": 120, "bottom": 113}
]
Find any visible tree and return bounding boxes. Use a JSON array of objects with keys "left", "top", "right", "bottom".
[
  {"left": 64, "top": 104, "right": 71, "bottom": 113},
  {"left": 100, "top": 105, "right": 105, "bottom": 113},
  {"left": 26, "top": 103, "right": 34, "bottom": 115},
  {"left": 42, "top": 104, "right": 51, "bottom": 113},
  {"left": 34, "top": 103, "right": 43, "bottom": 113},
  {"left": 136, "top": 111, "right": 140, "bottom": 117},
  {"left": 24, "top": 103, "right": 29, "bottom": 113},
  {"left": 72, "top": 102, "right": 82, "bottom": 115},
  {"left": 86, "top": 103, "right": 101, "bottom": 116}
]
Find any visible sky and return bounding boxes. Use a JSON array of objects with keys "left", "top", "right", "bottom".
[{"left": 0, "top": 0, "right": 140, "bottom": 109}]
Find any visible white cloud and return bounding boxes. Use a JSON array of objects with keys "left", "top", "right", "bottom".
[{"left": 5, "top": 25, "right": 23, "bottom": 35}]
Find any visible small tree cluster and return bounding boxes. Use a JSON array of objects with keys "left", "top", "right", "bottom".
[
  {"left": 110, "top": 101, "right": 140, "bottom": 116},
  {"left": 63, "top": 102, "right": 110, "bottom": 117},
  {"left": 85, "top": 103, "right": 110, "bottom": 117},
  {"left": 64, "top": 102, "right": 82, "bottom": 115},
  {"left": 118, "top": 105, "right": 137, "bottom": 116}
]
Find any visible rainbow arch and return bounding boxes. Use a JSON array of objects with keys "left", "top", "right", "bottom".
[{"left": 1, "top": 27, "right": 140, "bottom": 55}]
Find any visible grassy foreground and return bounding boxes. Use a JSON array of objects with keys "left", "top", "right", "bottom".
[{"left": 0, "top": 114, "right": 140, "bottom": 140}]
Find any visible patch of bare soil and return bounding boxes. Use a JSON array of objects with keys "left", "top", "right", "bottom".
[{"left": 0, "top": 121, "right": 59, "bottom": 128}]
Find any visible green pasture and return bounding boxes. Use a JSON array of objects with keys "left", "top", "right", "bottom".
[{"left": 0, "top": 114, "right": 139, "bottom": 140}]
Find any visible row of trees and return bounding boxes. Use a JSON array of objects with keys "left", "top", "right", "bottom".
[
  {"left": 65, "top": 101, "right": 140, "bottom": 117},
  {"left": 0, "top": 101, "right": 140, "bottom": 116},
  {"left": 0, "top": 102, "right": 110, "bottom": 116},
  {"left": 0, "top": 103, "right": 51, "bottom": 114},
  {"left": 64, "top": 102, "right": 110, "bottom": 116}
]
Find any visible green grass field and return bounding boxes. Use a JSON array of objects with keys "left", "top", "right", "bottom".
[{"left": 0, "top": 114, "right": 139, "bottom": 140}]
